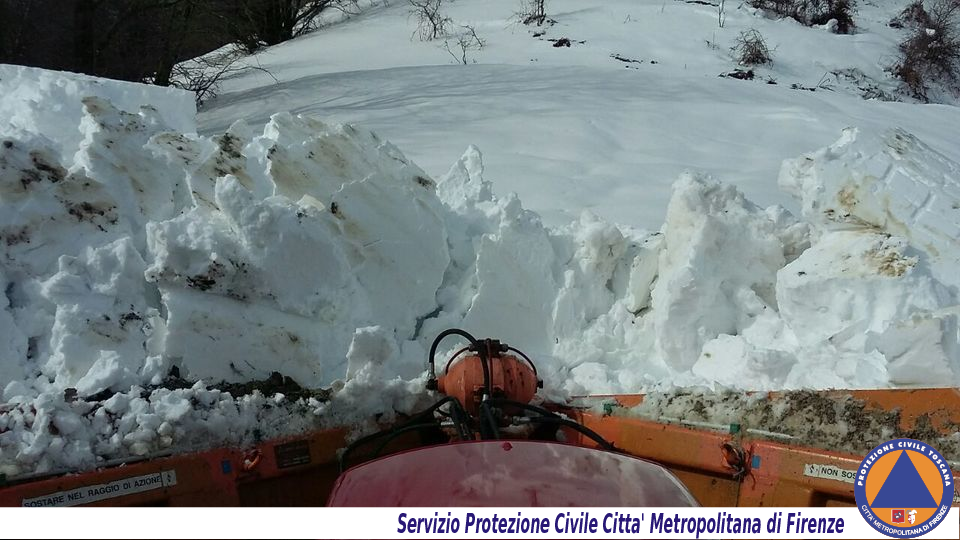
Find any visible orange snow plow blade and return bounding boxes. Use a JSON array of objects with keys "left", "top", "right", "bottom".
[
  {"left": 1, "top": 389, "right": 957, "bottom": 507},
  {"left": 570, "top": 388, "right": 960, "bottom": 507}
]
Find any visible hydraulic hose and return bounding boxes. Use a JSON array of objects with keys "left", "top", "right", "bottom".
[
  {"left": 339, "top": 396, "right": 468, "bottom": 471},
  {"left": 485, "top": 397, "right": 617, "bottom": 451},
  {"left": 427, "top": 328, "right": 492, "bottom": 400}
]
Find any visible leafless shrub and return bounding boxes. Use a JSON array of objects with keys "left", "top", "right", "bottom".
[
  {"left": 409, "top": 0, "right": 452, "bottom": 41},
  {"left": 732, "top": 29, "right": 772, "bottom": 66},
  {"left": 443, "top": 24, "right": 485, "bottom": 64},
  {"left": 891, "top": 0, "right": 960, "bottom": 100},
  {"left": 889, "top": 0, "right": 928, "bottom": 28},
  {"left": 519, "top": 0, "right": 547, "bottom": 26}
]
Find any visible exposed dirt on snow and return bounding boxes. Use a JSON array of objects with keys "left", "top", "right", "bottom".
[
  {"left": 81, "top": 368, "right": 332, "bottom": 405},
  {"left": 209, "top": 372, "right": 332, "bottom": 403}
]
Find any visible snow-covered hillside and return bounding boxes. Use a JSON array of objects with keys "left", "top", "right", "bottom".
[
  {"left": 1, "top": 0, "right": 959, "bottom": 475},
  {"left": 201, "top": 0, "right": 960, "bottom": 228}
]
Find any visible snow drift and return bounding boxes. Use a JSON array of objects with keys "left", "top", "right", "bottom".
[{"left": 1, "top": 67, "right": 959, "bottom": 475}]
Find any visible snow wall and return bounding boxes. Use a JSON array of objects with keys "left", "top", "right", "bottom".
[{"left": 1, "top": 67, "right": 959, "bottom": 475}]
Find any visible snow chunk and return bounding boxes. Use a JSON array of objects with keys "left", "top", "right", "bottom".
[
  {"left": 693, "top": 334, "right": 796, "bottom": 390},
  {"left": 650, "top": 173, "right": 788, "bottom": 371},
  {"left": 459, "top": 194, "right": 559, "bottom": 351},
  {"left": 867, "top": 312, "right": 960, "bottom": 386},
  {"left": 437, "top": 144, "right": 492, "bottom": 208},
  {"left": 73, "top": 352, "right": 128, "bottom": 397},
  {"left": 779, "top": 127, "right": 960, "bottom": 291},
  {"left": 625, "top": 232, "right": 662, "bottom": 314},
  {"left": 40, "top": 238, "right": 148, "bottom": 394},
  {"left": 345, "top": 326, "right": 399, "bottom": 381},
  {"left": 777, "top": 230, "right": 952, "bottom": 349}
]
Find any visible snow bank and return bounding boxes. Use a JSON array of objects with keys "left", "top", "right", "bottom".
[
  {"left": 2, "top": 69, "right": 959, "bottom": 475},
  {"left": 780, "top": 128, "right": 960, "bottom": 291},
  {"left": 0, "top": 64, "right": 196, "bottom": 162},
  {"left": 776, "top": 128, "right": 960, "bottom": 387}
]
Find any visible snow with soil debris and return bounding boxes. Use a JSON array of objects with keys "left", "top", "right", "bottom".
[
  {"left": 2, "top": 0, "right": 960, "bottom": 476},
  {"left": 621, "top": 389, "right": 960, "bottom": 463}
]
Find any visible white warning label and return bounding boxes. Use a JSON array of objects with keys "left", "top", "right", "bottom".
[
  {"left": 22, "top": 470, "right": 177, "bottom": 507},
  {"left": 803, "top": 463, "right": 857, "bottom": 484}
]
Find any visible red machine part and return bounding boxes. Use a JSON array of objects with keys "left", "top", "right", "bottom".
[
  {"left": 327, "top": 440, "right": 699, "bottom": 506},
  {"left": 438, "top": 351, "right": 538, "bottom": 416}
]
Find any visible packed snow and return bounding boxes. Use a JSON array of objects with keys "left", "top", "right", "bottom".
[{"left": 2, "top": 0, "right": 960, "bottom": 476}]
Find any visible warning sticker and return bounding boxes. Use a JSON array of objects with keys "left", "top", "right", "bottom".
[
  {"left": 274, "top": 439, "right": 311, "bottom": 469},
  {"left": 803, "top": 463, "right": 857, "bottom": 484},
  {"left": 22, "top": 470, "right": 177, "bottom": 507}
]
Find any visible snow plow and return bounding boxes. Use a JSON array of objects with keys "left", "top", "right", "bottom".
[{"left": 1, "top": 330, "right": 958, "bottom": 508}]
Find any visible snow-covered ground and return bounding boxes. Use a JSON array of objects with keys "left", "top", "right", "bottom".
[
  {"left": 1, "top": 0, "right": 959, "bottom": 475},
  {"left": 201, "top": 0, "right": 960, "bottom": 228}
]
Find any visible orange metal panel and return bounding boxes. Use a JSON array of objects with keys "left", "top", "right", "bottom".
[
  {"left": 0, "top": 428, "right": 352, "bottom": 507},
  {"left": 577, "top": 414, "right": 735, "bottom": 475},
  {"left": 738, "top": 441, "right": 861, "bottom": 507},
  {"left": 0, "top": 449, "right": 238, "bottom": 507},
  {"left": 571, "top": 411, "right": 743, "bottom": 506},
  {"left": 669, "top": 470, "right": 740, "bottom": 506},
  {"left": 739, "top": 439, "right": 960, "bottom": 509},
  {"left": 572, "top": 389, "right": 960, "bottom": 509}
]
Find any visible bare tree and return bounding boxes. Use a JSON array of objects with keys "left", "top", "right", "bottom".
[
  {"left": 170, "top": 46, "right": 277, "bottom": 106},
  {"left": 222, "top": 0, "right": 358, "bottom": 53},
  {"left": 519, "top": 0, "right": 547, "bottom": 26},
  {"left": 443, "top": 24, "right": 484, "bottom": 64},
  {"left": 409, "top": 0, "right": 451, "bottom": 41}
]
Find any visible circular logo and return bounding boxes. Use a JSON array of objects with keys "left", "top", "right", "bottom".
[{"left": 855, "top": 438, "right": 954, "bottom": 538}]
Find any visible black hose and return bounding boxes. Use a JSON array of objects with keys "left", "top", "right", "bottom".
[
  {"left": 370, "top": 422, "right": 442, "bottom": 459},
  {"left": 442, "top": 347, "right": 470, "bottom": 374},
  {"left": 479, "top": 401, "right": 500, "bottom": 440},
  {"left": 428, "top": 329, "right": 478, "bottom": 379},
  {"left": 339, "top": 422, "right": 441, "bottom": 472},
  {"left": 506, "top": 346, "right": 538, "bottom": 378},
  {"left": 447, "top": 397, "right": 474, "bottom": 441},
  {"left": 428, "top": 328, "right": 492, "bottom": 400},
  {"left": 486, "top": 397, "right": 617, "bottom": 451},
  {"left": 522, "top": 416, "right": 618, "bottom": 452},
  {"left": 339, "top": 396, "right": 463, "bottom": 471},
  {"left": 486, "top": 398, "right": 559, "bottom": 419}
]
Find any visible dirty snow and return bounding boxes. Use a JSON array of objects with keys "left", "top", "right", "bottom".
[
  {"left": 621, "top": 389, "right": 960, "bottom": 463},
  {"left": 0, "top": 64, "right": 195, "bottom": 163}
]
